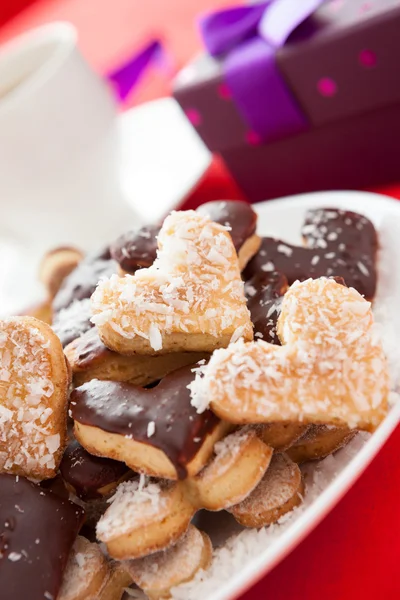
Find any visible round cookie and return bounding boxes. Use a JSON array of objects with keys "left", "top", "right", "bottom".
[
  {"left": 0, "top": 317, "right": 70, "bottom": 480},
  {"left": 228, "top": 453, "right": 304, "bottom": 528},
  {"left": 96, "top": 479, "right": 195, "bottom": 560},
  {"left": 286, "top": 424, "right": 357, "bottom": 463},
  {"left": 254, "top": 423, "right": 309, "bottom": 451},
  {"left": 125, "top": 525, "right": 212, "bottom": 600},
  {"left": 184, "top": 429, "right": 272, "bottom": 510},
  {"left": 39, "top": 246, "right": 84, "bottom": 299},
  {"left": 58, "top": 536, "right": 110, "bottom": 600}
]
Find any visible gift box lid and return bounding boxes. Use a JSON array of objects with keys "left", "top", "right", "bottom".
[{"left": 173, "top": 0, "right": 400, "bottom": 152}]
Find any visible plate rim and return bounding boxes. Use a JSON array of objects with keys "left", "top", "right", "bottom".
[{"left": 207, "top": 189, "right": 400, "bottom": 600}]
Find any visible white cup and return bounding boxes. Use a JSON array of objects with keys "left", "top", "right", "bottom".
[{"left": 0, "top": 21, "right": 138, "bottom": 254}]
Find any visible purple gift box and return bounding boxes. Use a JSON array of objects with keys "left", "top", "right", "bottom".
[{"left": 173, "top": 0, "right": 400, "bottom": 201}]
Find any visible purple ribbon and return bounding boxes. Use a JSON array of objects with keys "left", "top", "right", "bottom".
[
  {"left": 199, "top": 0, "right": 325, "bottom": 142},
  {"left": 107, "top": 40, "right": 165, "bottom": 102}
]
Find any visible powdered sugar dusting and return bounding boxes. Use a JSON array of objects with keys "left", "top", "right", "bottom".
[
  {"left": 91, "top": 211, "right": 252, "bottom": 349},
  {"left": 96, "top": 479, "right": 167, "bottom": 541},
  {"left": 229, "top": 454, "right": 300, "bottom": 516},
  {"left": 171, "top": 434, "right": 369, "bottom": 599},
  {"left": 58, "top": 536, "right": 106, "bottom": 600},
  {"left": 126, "top": 525, "right": 207, "bottom": 590}
]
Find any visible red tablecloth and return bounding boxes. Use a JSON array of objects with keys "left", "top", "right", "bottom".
[{"left": 1, "top": 2, "right": 400, "bottom": 598}]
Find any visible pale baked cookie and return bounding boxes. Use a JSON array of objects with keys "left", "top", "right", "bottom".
[
  {"left": 91, "top": 210, "right": 253, "bottom": 355},
  {"left": 0, "top": 317, "right": 70, "bottom": 479},
  {"left": 58, "top": 536, "right": 110, "bottom": 600},
  {"left": 58, "top": 536, "right": 133, "bottom": 600},
  {"left": 192, "top": 278, "right": 388, "bottom": 432},
  {"left": 286, "top": 424, "right": 357, "bottom": 464},
  {"left": 125, "top": 525, "right": 212, "bottom": 600},
  {"left": 65, "top": 327, "right": 208, "bottom": 387},
  {"left": 184, "top": 429, "right": 272, "bottom": 510},
  {"left": 228, "top": 453, "right": 304, "bottom": 527},
  {"left": 96, "top": 479, "right": 195, "bottom": 560},
  {"left": 71, "top": 365, "right": 229, "bottom": 480},
  {"left": 39, "top": 246, "right": 84, "bottom": 299},
  {"left": 98, "top": 563, "right": 133, "bottom": 600},
  {"left": 254, "top": 423, "right": 310, "bottom": 451}
]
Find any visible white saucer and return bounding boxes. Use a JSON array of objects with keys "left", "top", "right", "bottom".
[{"left": 118, "top": 97, "right": 212, "bottom": 222}]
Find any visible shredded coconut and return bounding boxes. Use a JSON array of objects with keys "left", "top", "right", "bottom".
[
  {"left": 96, "top": 479, "right": 167, "bottom": 541},
  {"left": 91, "top": 211, "right": 252, "bottom": 347},
  {"left": 0, "top": 321, "right": 61, "bottom": 476}
]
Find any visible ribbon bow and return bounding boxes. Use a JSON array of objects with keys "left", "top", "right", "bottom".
[{"left": 198, "top": 0, "right": 325, "bottom": 142}]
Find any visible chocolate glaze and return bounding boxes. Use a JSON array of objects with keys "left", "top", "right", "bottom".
[
  {"left": 245, "top": 271, "right": 288, "bottom": 345},
  {"left": 110, "top": 200, "right": 257, "bottom": 274},
  {"left": 245, "top": 273, "right": 346, "bottom": 346},
  {"left": 110, "top": 224, "right": 161, "bottom": 274},
  {"left": 70, "top": 365, "right": 219, "bottom": 479},
  {"left": 60, "top": 440, "right": 129, "bottom": 500},
  {"left": 70, "top": 327, "right": 111, "bottom": 367},
  {"left": 244, "top": 208, "right": 377, "bottom": 299},
  {"left": 52, "top": 299, "right": 94, "bottom": 348},
  {"left": 52, "top": 255, "right": 117, "bottom": 313},
  {"left": 196, "top": 200, "right": 257, "bottom": 252},
  {"left": 0, "top": 474, "right": 84, "bottom": 600}
]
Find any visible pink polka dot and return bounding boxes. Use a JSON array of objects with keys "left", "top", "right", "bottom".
[
  {"left": 360, "top": 2, "right": 372, "bottom": 13},
  {"left": 317, "top": 77, "right": 337, "bottom": 97},
  {"left": 359, "top": 49, "right": 377, "bottom": 68},
  {"left": 217, "top": 82, "right": 232, "bottom": 100},
  {"left": 184, "top": 108, "right": 202, "bottom": 127},
  {"left": 245, "top": 131, "right": 262, "bottom": 146},
  {"left": 328, "top": 0, "right": 344, "bottom": 13}
]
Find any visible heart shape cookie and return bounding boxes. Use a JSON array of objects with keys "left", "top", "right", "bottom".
[
  {"left": 91, "top": 210, "right": 253, "bottom": 354},
  {"left": 191, "top": 278, "right": 389, "bottom": 432},
  {"left": 0, "top": 317, "right": 69, "bottom": 479},
  {"left": 244, "top": 208, "right": 377, "bottom": 300}
]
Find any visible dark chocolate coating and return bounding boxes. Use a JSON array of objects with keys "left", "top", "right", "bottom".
[
  {"left": 110, "top": 224, "right": 160, "bottom": 274},
  {"left": 110, "top": 200, "right": 257, "bottom": 274},
  {"left": 60, "top": 440, "right": 129, "bottom": 500},
  {"left": 196, "top": 200, "right": 257, "bottom": 252},
  {"left": 245, "top": 271, "right": 288, "bottom": 345},
  {"left": 52, "top": 300, "right": 93, "bottom": 348},
  {"left": 52, "top": 256, "right": 117, "bottom": 313},
  {"left": 70, "top": 365, "right": 219, "bottom": 479},
  {"left": 0, "top": 474, "right": 84, "bottom": 600},
  {"left": 244, "top": 208, "right": 377, "bottom": 299},
  {"left": 71, "top": 327, "right": 111, "bottom": 368}
]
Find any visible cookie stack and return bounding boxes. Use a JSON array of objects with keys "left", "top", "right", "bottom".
[{"left": 0, "top": 202, "right": 389, "bottom": 600}]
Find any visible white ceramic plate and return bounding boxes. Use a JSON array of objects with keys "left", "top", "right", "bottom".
[
  {"left": 170, "top": 190, "right": 400, "bottom": 600},
  {"left": 118, "top": 98, "right": 212, "bottom": 223}
]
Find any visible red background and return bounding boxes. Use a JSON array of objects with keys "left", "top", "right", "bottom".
[{"left": 0, "top": 1, "right": 399, "bottom": 598}]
